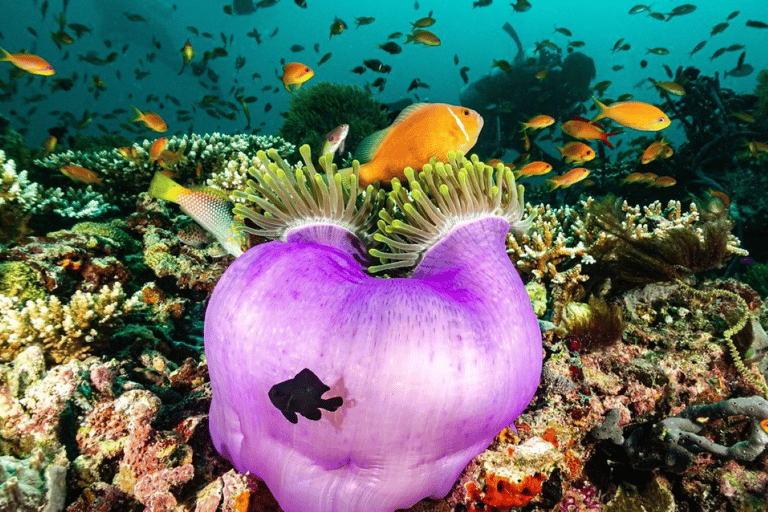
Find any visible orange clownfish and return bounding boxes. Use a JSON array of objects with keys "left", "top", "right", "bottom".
[
  {"left": 590, "top": 95, "right": 670, "bottom": 132},
  {"left": 0, "top": 47, "right": 55, "bottom": 76},
  {"left": 130, "top": 106, "right": 168, "bottom": 133},
  {"left": 345, "top": 102, "right": 484, "bottom": 187},
  {"left": 281, "top": 62, "right": 314, "bottom": 92}
]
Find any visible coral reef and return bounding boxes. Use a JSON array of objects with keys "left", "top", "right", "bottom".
[
  {"left": 507, "top": 195, "right": 746, "bottom": 324},
  {"left": 1, "top": 126, "right": 766, "bottom": 512}
]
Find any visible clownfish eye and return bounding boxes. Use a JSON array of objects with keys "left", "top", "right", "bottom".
[{"left": 463, "top": 109, "right": 470, "bottom": 115}]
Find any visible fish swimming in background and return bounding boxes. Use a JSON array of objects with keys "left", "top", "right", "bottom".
[
  {"left": 650, "top": 80, "right": 686, "bottom": 96},
  {"left": 515, "top": 161, "right": 553, "bottom": 178},
  {"left": 321, "top": 123, "right": 349, "bottom": 159},
  {"left": 557, "top": 142, "right": 595, "bottom": 164},
  {"left": 130, "top": 106, "right": 168, "bottom": 132},
  {"left": 178, "top": 40, "right": 195, "bottom": 75},
  {"left": 281, "top": 62, "right": 314, "bottom": 92},
  {"left": 405, "top": 30, "right": 441, "bottom": 46},
  {"left": 329, "top": 17, "right": 348, "bottom": 38},
  {"left": 149, "top": 137, "right": 168, "bottom": 163},
  {"left": 548, "top": 167, "right": 590, "bottom": 189},
  {"left": 147, "top": 172, "right": 249, "bottom": 257},
  {"left": 43, "top": 135, "right": 57, "bottom": 157},
  {"left": 520, "top": 114, "right": 554, "bottom": 131},
  {"left": 561, "top": 117, "right": 621, "bottom": 149},
  {"left": 344, "top": 103, "right": 483, "bottom": 187},
  {"left": 590, "top": 96, "right": 670, "bottom": 131},
  {"left": 0, "top": 48, "right": 55, "bottom": 75},
  {"left": 641, "top": 138, "right": 670, "bottom": 164},
  {"left": 60, "top": 165, "right": 103, "bottom": 184}
]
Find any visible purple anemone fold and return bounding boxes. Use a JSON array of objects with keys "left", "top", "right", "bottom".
[{"left": 205, "top": 146, "right": 543, "bottom": 512}]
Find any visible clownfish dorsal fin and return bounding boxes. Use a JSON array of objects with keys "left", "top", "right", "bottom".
[
  {"left": 355, "top": 102, "right": 430, "bottom": 163},
  {"left": 355, "top": 127, "right": 389, "bottom": 164}
]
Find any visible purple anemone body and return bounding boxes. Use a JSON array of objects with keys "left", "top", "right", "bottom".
[{"left": 205, "top": 218, "right": 543, "bottom": 512}]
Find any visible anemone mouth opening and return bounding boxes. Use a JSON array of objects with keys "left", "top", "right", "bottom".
[
  {"left": 368, "top": 153, "right": 531, "bottom": 273},
  {"left": 231, "top": 144, "right": 383, "bottom": 246}
]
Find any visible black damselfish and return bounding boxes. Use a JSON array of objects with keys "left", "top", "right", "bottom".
[{"left": 268, "top": 368, "right": 343, "bottom": 424}]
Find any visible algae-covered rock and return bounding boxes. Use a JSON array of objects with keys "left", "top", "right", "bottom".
[{"left": 0, "top": 262, "right": 46, "bottom": 303}]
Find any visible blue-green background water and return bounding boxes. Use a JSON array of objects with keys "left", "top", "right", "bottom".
[{"left": 3, "top": 0, "right": 766, "bottom": 149}]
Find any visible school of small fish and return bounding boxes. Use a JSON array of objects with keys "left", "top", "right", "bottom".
[{"left": 0, "top": 0, "right": 765, "bottom": 197}]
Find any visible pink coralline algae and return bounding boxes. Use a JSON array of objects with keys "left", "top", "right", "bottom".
[{"left": 205, "top": 148, "right": 543, "bottom": 512}]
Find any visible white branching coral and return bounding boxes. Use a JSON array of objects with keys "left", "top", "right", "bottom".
[
  {"left": 0, "top": 283, "right": 141, "bottom": 364},
  {"left": 0, "top": 150, "right": 42, "bottom": 213},
  {"left": 32, "top": 185, "right": 119, "bottom": 219},
  {"left": 507, "top": 200, "right": 602, "bottom": 282}
]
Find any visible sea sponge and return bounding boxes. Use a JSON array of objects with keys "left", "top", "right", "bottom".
[
  {"left": 206, "top": 147, "right": 542, "bottom": 512},
  {"left": 277, "top": 81, "right": 389, "bottom": 159}
]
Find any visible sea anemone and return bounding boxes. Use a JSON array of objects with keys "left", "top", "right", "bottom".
[{"left": 204, "top": 149, "right": 542, "bottom": 512}]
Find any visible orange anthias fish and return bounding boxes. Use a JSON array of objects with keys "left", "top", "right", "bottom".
[
  {"left": 652, "top": 176, "right": 676, "bottom": 187},
  {"left": 515, "top": 161, "right": 552, "bottom": 178},
  {"left": 117, "top": 146, "right": 140, "bottom": 164},
  {"left": 557, "top": 142, "right": 594, "bottom": 164},
  {"left": 0, "top": 47, "right": 55, "bottom": 76},
  {"left": 641, "top": 138, "right": 669, "bottom": 164},
  {"left": 60, "top": 165, "right": 103, "bottom": 184},
  {"left": 348, "top": 102, "right": 483, "bottom": 187},
  {"left": 519, "top": 114, "right": 555, "bottom": 131},
  {"left": 548, "top": 167, "right": 590, "bottom": 189},
  {"left": 43, "top": 135, "right": 57, "bottom": 157},
  {"left": 561, "top": 117, "right": 621, "bottom": 149},
  {"left": 148, "top": 172, "right": 249, "bottom": 257},
  {"left": 281, "top": 62, "right": 314, "bottom": 92},
  {"left": 131, "top": 106, "right": 168, "bottom": 133},
  {"left": 590, "top": 95, "right": 671, "bottom": 131},
  {"left": 622, "top": 172, "right": 646, "bottom": 184},
  {"left": 149, "top": 137, "right": 168, "bottom": 163}
]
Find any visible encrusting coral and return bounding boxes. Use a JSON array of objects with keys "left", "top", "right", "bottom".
[{"left": 207, "top": 146, "right": 542, "bottom": 512}]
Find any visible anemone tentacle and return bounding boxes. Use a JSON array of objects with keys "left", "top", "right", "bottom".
[
  {"left": 370, "top": 153, "right": 532, "bottom": 272},
  {"left": 231, "top": 144, "right": 382, "bottom": 244}
]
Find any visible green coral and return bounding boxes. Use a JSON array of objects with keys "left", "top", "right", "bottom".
[
  {"left": 0, "top": 262, "right": 46, "bottom": 303},
  {"left": 278, "top": 81, "right": 389, "bottom": 160}
]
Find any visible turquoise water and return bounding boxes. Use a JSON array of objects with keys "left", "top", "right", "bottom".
[{"left": 2, "top": 0, "right": 766, "bottom": 147}]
